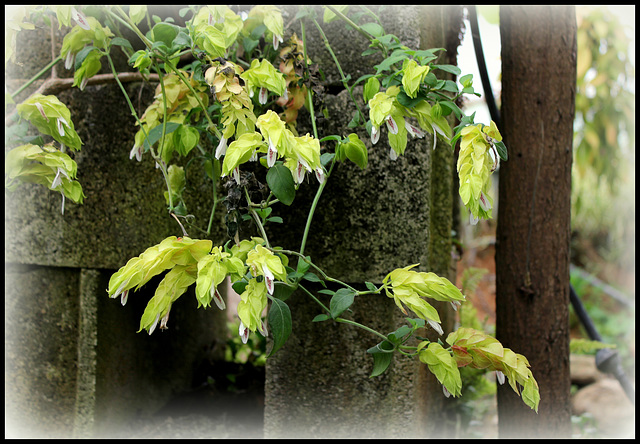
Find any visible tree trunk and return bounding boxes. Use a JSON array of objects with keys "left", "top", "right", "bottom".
[{"left": 496, "top": 5, "right": 576, "bottom": 438}]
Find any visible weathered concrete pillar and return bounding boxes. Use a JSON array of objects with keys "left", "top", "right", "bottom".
[
  {"left": 262, "top": 5, "right": 462, "bottom": 438},
  {"left": 5, "top": 12, "right": 228, "bottom": 438}
]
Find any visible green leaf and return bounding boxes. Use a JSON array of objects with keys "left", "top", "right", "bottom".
[
  {"left": 396, "top": 90, "right": 426, "bottom": 109},
  {"left": 419, "top": 342, "right": 462, "bottom": 397},
  {"left": 432, "top": 64, "right": 461, "bottom": 76},
  {"left": 143, "top": 122, "right": 181, "bottom": 150},
  {"left": 366, "top": 339, "right": 395, "bottom": 377},
  {"left": 272, "top": 282, "right": 295, "bottom": 302},
  {"left": 438, "top": 100, "right": 463, "bottom": 119},
  {"left": 232, "top": 279, "right": 248, "bottom": 295},
  {"left": 174, "top": 125, "right": 199, "bottom": 156},
  {"left": 374, "top": 54, "right": 408, "bottom": 74},
  {"left": 329, "top": 288, "right": 357, "bottom": 319},
  {"left": 302, "top": 272, "right": 325, "bottom": 285},
  {"left": 110, "top": 37, "right": 133, "bottom": 51},
  {"left": 365, "top": 282, "right": 378, "bottom": 292},
  {"left": 312, "top": 314, "right": 330, "bottom": 322},
  {"left": 267, "top": 296, "right": 292, "bottom": 357},
  {"left": 150, "top": 22, "right": 179, "bottom": 47},
  {"left": 494, "top": 140, "right": 508, "bottom": 161},
  {"left": 242, "top": 36, "right": 260, "bottom": 54},
  {"left": 266, "top": 164, "right": 295, "bottom": 206},
  {"left": 74, "top": 46, "right": 98, "bottom": 70},
  {"left": 360, "top": 22, "right": 384, "bottom": 37},
  {"left": 369, "top": 351, "right": 393, "bottom": 377}
]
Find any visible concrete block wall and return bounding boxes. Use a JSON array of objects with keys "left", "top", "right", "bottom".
[{"left": 5, "top": 10, "right": 228, "bottom": 438}]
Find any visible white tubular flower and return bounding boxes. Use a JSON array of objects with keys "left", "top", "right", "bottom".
[
  {"left": 51, "top": 167, "right": 70, "bottom": 189},
  {"left": 479, "top": 191, "right": 492, "bottom": 212},
  {"left": 405, "top": 121, "right": 425, "bottom": 139},
  {"left": 258, "top": 87, "right": 269, "bottom": 105},
  {"left": 294, "top": 161, "right": 306, "bottom": 185},
  {"left": 71, "top": 7, "right": 91, "bottom": 30},
  {"left": 239, "top": 320, "right": 250, "bottom": 344},
  {"left": 267, "top": 137, "right": 278, "bottom": 167},
  {"left": 273, "top": 33, "right": 283, "bottom": 50},
  {"left": 389, "top": 147, "right": 398, "bottom": 161},
  {"left": 210, "top": 285, "right": 226, "bottom": 310},
  {"left": 35, "top": 102, "right": 48, "bottom": 121},
  {"left": 120, "top": 289, "right": 129, "bottom": 306},
  {"left": 262, "top": 265, "right": 275, "bottom": 295},
  {"left": 160, "top": 307, "right": 171, "bottom": 330},
  {"left": 315, "top": 167, "right": 325, "bottom": 185},
  {"left": 215, "top": 137, "right": 228, "bottom": 159},
  {"left": 129, "top": 143, "right": 143, "bottom": 162},
  {"left": 442, "top": 385, "right": 451, "bottom": 398},
  {"left": 232, "top": 166, "right": 241, "bottom": 185},
  {"left": 371, "top": 125, "right": 380, "bottom": 145},
  {"left": 148, "top": 312, "right": 161, "bottom": 335},
  {"left": 258, "top": 319, "right": 268, "bottom": 337},
  {"left": 496, "top": 370, "right": 506, "bottom": 385},
  {"left": 56, "top": 117, "right": 68, "bottom": 137},
  {"left": 65, "top": 51, "right": 75, "bottom": 70},
  {"left": 385, "top": 115, "right": 399, "bottom": 135},
  {"left": 427, "top": 319, "right": 444, "bottom": 336}
]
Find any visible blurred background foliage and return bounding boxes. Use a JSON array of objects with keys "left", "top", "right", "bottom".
[{"left": 571, "top": 6, "right": 635, "bottom": 294}]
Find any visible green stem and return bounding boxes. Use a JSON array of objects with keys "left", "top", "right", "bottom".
[
  {"left": 11, "top": 55, "right": 63, "bottom": 99},
  {"left": 325, "top": 6, "right": 377, "bottom": 44},
  {"left": 153, "top": 62, "right": 173, "bottom": 210},
  {"left": 112, "top": 5, "right": 153, "bottom": 47},
  {"left": 298, "top": 156, "right": 336, "bottom": 256},
  {"left": 335, "top": 317, "right": 390, "bottom": 342},
  {"left": 111, "top": 5, "right": 221, "bottom": 140},
  {"left": 300, "top": 19, "right": 318, "bottom": 140},
  {"left": 271, "top": 247, "right": 358, "bottom": 293},
  {"left": 298, "top": 284, "right": 391, "bottom": 343},
  {"left": 245, "top": 188, "right": 271, "bottom": 248},
  {"left": 206, "top": 163, "right": 218, "bottom": 236},
  {"left": 106, "top": 52, "right": 174, "bottom": 213},
  {"left": 312, "top": 18, "right": 366, "bottom": 123},
  {"left": 298, "top": 283, "right": 330, "bottom": 314}
]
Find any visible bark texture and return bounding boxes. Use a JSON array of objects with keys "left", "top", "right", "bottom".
[{"left": 496, "top": 5, "right": 576, "bottom": 438}]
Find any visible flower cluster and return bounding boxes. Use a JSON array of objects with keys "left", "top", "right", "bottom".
[
  {"left": 457, "top": 121, "right": 502, "bottom": 224},
  {"left": 16, "top": 94, "right": 82, "bottom": 151},
  {"left": 205, "top": 58, "right": 257, "bottom": 159},
  {"left": 191, "top": 5, "right": 244, "bottom": 59},
  {"left": 382, "top": 264, "right": 466, "bottom": 335},
  {"left": 107, "top": 235, "right": 288, "bottom": 344},
  {"left": 59, "top": 13, "right": 113, "bottom": 90},
  {"left": 446, "top": 327, "right": 540, "bottom": 411},
  {"left": 131, "top": 71, "right": 209, "bottom": 164},
  {"left": 367, "top": 84, "right": 452, "bottom": 160},
  {"left": 276, "top": 34, "right": 311, "bottom": 124},
  {"left": 4, "top": 143, "right": 85, "bottom": 214}
]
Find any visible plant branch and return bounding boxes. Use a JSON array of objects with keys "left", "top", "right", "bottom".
[
  {"left": 300, "top": 19, "right": 318, "bottom": 140},
  {"left": 325, "top": 5, "right": 377, "bottom": 43},
  {"left": 312, "top": 18, "right": 366, "bottom": 125}
]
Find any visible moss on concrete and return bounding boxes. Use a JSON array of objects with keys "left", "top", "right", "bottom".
[{"left": 5, "top": 264, "right": 80, "bottom": 438}]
